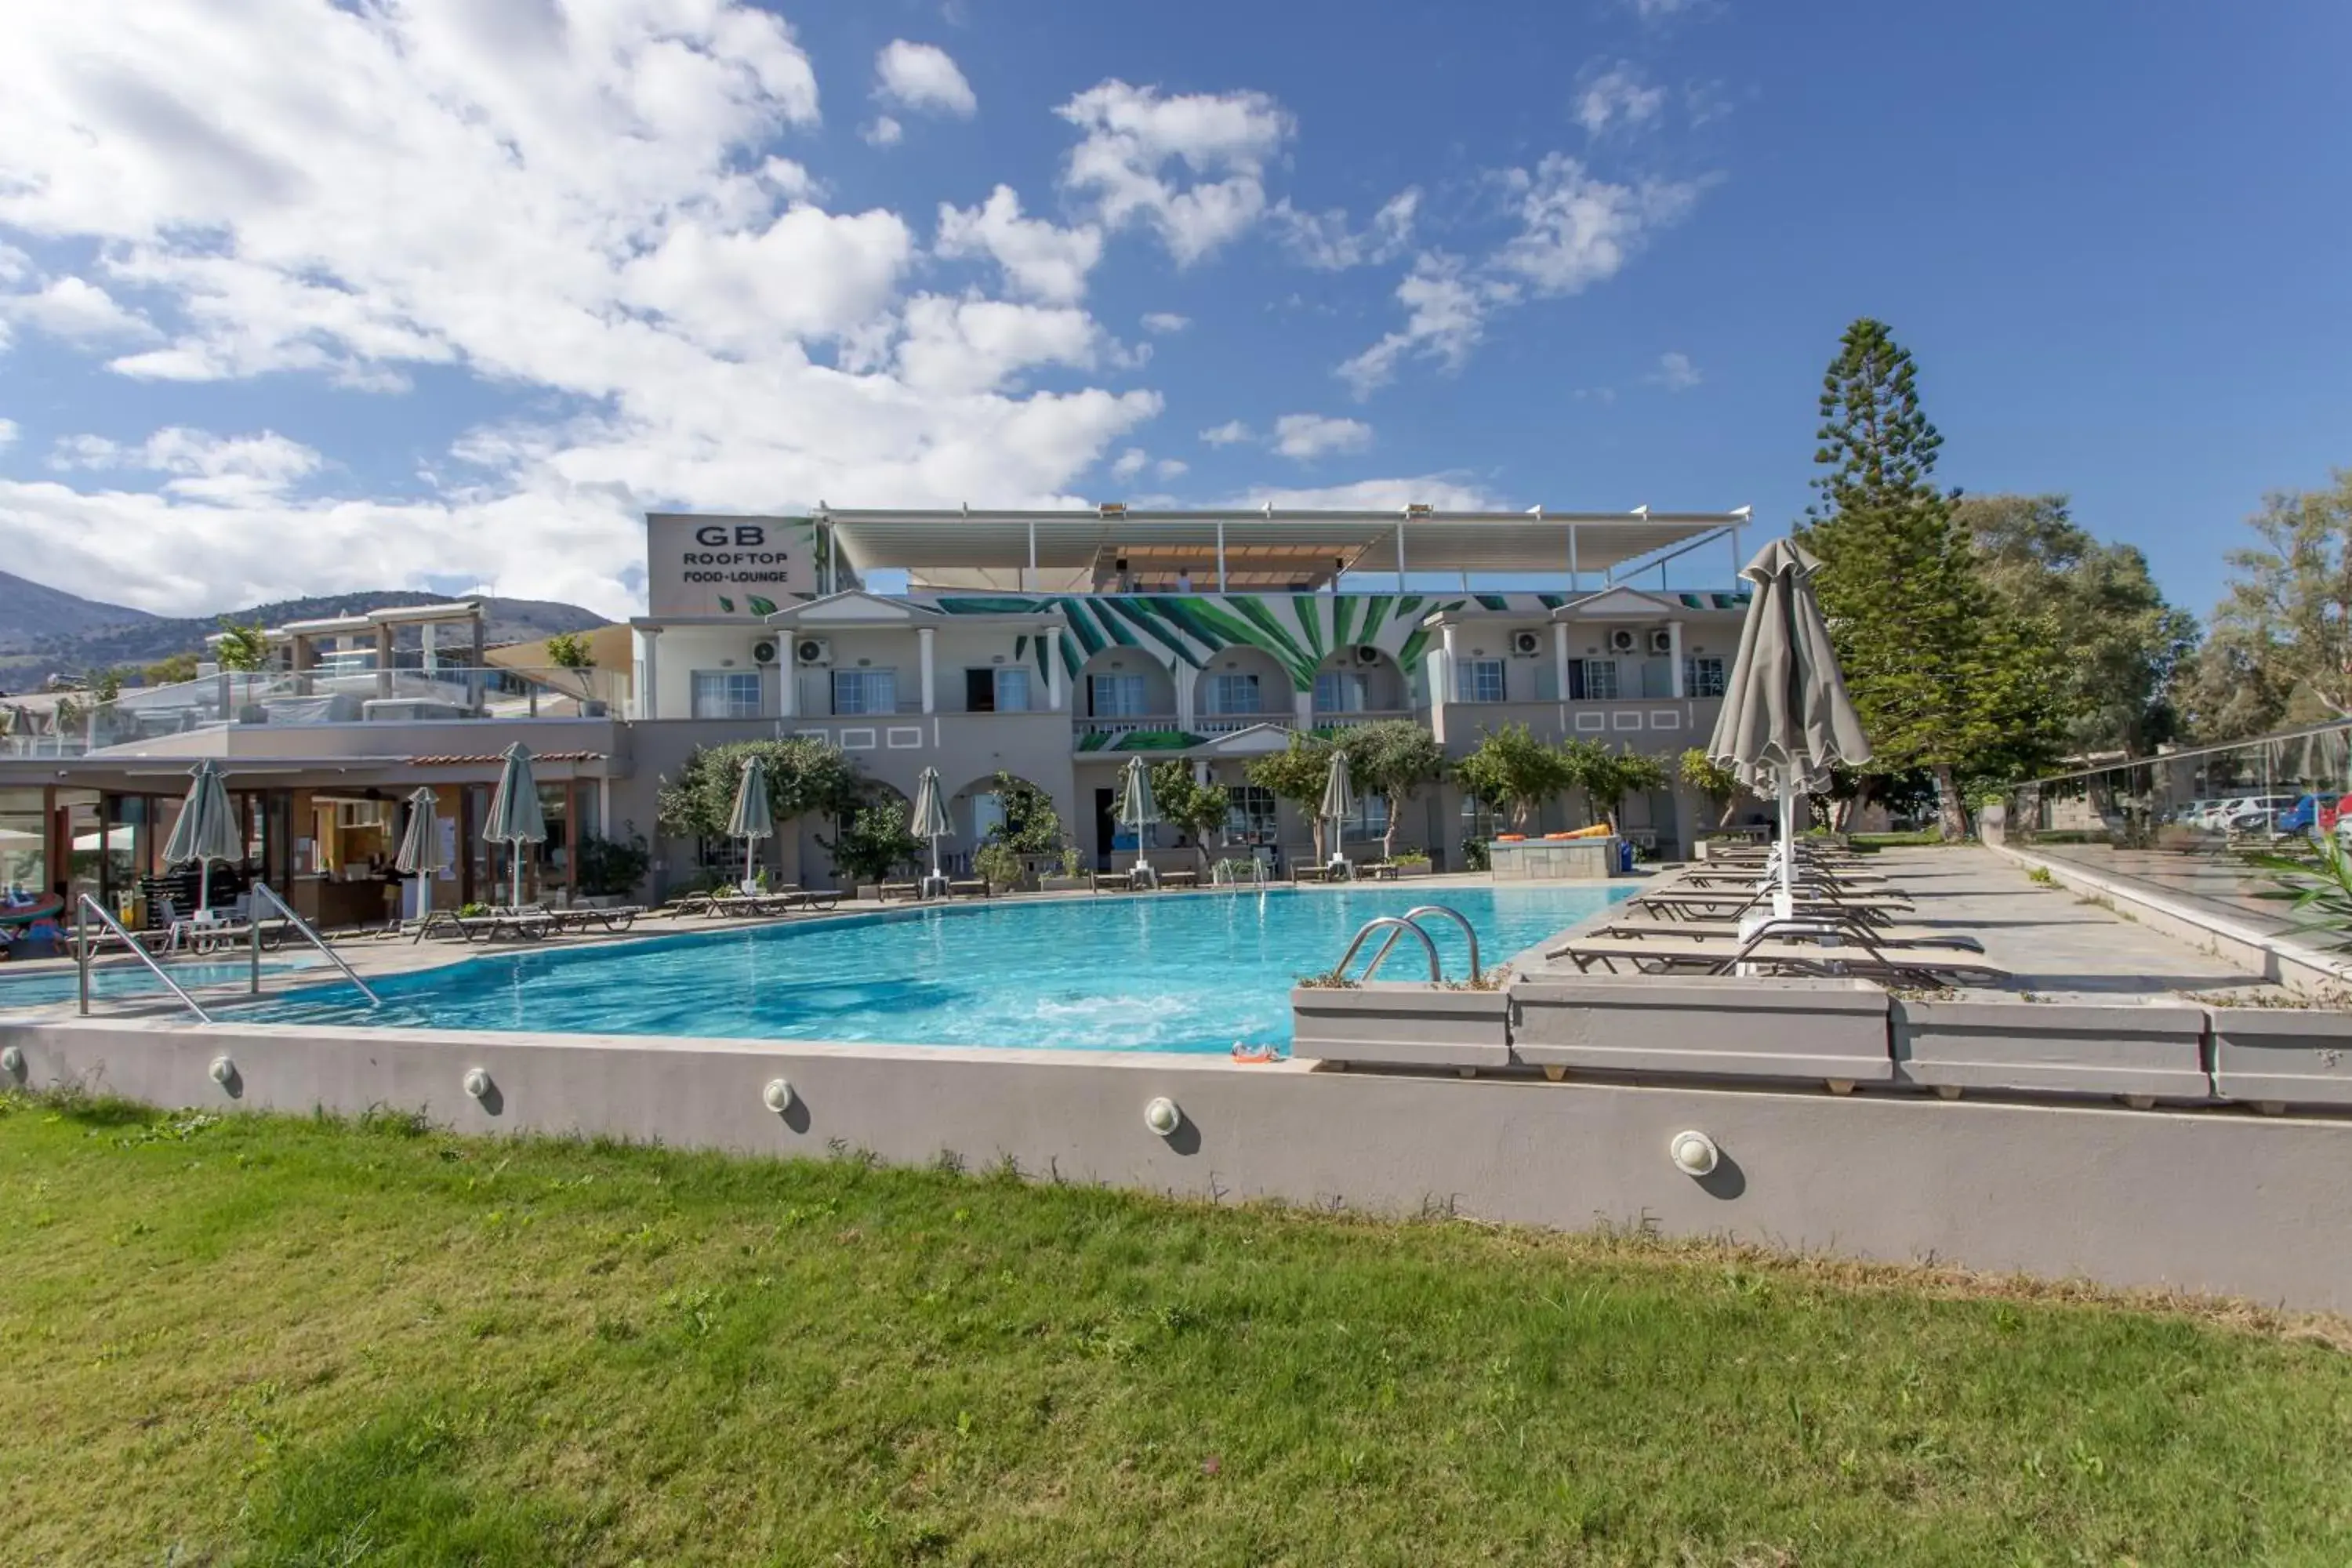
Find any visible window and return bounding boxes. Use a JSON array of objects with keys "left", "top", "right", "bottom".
[
  {"left": 965, "top": 666, "right": 1032, "bottom": 713},
  {"left": 1090, "top": 673, "right": 1147, "bottom": 717},
  {"left": 1224, "top": 785, "right": 1278, "bottom": 844},
  {"left": 1457, "top": 659, "right": 1504, "bottom": 703},
  {"left": 690, "top": 670, "right": 761, "bottom": 719},
  {"left": 971, "top": 792, "right": 1006, "bottom": 840},
  {"left": 1314, "top": 671, "right": 1368, "bottom": 713},
  {"left": 1572, "top": 659, "right": 1620, "bottom": 701},
  {"left": 1337, "top": 794, "right": 1390, "bottom": 842},
  {"left": 993, "top": 667, "right": 1032, "bottom": 713},
  {"left": 1684, "top": 657, "right": 1726, "bottom": 698},
  {"left": 1209, "top": 673, "right": 1261, "bottom": 714},
  {"left": 831, "top": 669, "right": 897, "bottom": 715}
]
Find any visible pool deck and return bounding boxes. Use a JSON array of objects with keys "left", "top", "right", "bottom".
[{"left": 1534, "top": 846, "right": 2284, "bottom": 1000}]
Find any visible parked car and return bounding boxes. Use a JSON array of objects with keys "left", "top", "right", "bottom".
[{"left": 2221, "top": 794, "right": 2300, "bottom": 833}]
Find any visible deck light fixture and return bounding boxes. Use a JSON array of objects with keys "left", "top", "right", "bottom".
[
  {"left": 763, "top": 1078, "right": 796, "bottom": 1114},
  {"left": 0, "top": 1046, "right": 21, "bottom": 1080},
  {"left": 1669, "top": 1130, "right": 1719, "bottom": 1177},
  {"left": 1144, "top": 1096, "right": 1182, "bottom": 1137},
  {"left": 463, "top": 1067, "right": 492, "bottom": 1101},
  {"left": 209, "top": 1055, "right": 237, "bottom": 1088}
]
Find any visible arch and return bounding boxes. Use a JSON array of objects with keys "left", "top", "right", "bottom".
[
  {"left": 1075, "top": 646, "right": 1177, "bottom": 720},
  {"left": 942, "top": 771, "right": 1069, "bottom": 870},
  {"left": 1310, "top": 645, "right": 1409, "bottom": 720},
  {"left": 1192, "top": 645, "right": 1291, "bottom": 723}
]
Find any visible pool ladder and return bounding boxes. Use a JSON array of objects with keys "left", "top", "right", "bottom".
[
  {"left": 73, "top": 881, "right": 380, "bottom": 1022},
  {"left": 1328, "top": 906, "right": 1482, "bottom": 984}
]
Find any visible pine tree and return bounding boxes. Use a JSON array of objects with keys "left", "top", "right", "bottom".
[{"left": 1794, "top": 319, "right": 2061, "bottom": 837}]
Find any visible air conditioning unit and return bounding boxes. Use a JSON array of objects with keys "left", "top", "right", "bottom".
[
  {"left": 1648, "top": 628, "right": 1675, "bottom": 655},
  {"left": 751, "top": 639, "right": 780, "bottom": 666},
  {"left": 1509, "top": 630, "right": 1543, "bottom": 657},
  {"left": 793, "top": 637, "right": 832, "bottom": 666},
  {"left": 1352, "top": 644, "right": 1385, "bottom": 666},
  {"left": 1608, "top": 627, "right": 1638, "bottom": 654}
]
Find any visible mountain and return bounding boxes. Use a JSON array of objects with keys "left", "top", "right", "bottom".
[
  {"left": 0, "top": 571, "right": 157, "bottom": 653},
  {"left": 0, "top": 576, "right": 611, "bottom": 694}
]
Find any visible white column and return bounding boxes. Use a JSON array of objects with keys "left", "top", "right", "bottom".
[
  {"left": 1439, "top": 622, "right": 1459, "bottom": 706},
  {"left": 917, "top": 626, "right": 936, "bottom": 715},
  {"left": 779, "top": 645, "right": 797, "bottom": 719},
  {"left": 1668, "top": 619, "right": 1686, "bottom": 698},
  {"left": 1215, "top": 519, "right": 1228, "bottom": 591},
  {"left": 421, "top": 621, "right": 438, "bottom": 673},
  {"left": 1568, "top": 524, "right": 1580, "bottom": 593},
  {"left": 1395, "top": 522, "right": 1407, "bottom": 591},
  {"left": 1292, "top": 686, "right": 1314, "bottom": 729},
  {"left": 1174, "top": 659, "right": 1194, "bottom": 729},
  {"left": 1025, "top": 517, "right": 1037, "bottom": 593},
  {"left": 1046, "top": 626, "right": 1065, "bottom": 711},
  {"left": 1552, "top": 622, "right": 1570, "bottom": 707},
  {"left": 637, "top": 628, "right": 660, "bottom": 720}
]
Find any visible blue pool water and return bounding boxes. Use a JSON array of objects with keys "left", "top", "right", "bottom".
[
  {"left": 237, "top": 886, "right": 1632, "bottom": 1053},
  {"left": 0, "top": 956, "right": 325, "bottom": 1010}
]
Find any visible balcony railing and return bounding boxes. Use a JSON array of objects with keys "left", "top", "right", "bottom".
[{"left": 1311, "top": 708, "right": 1418, "bottom": 731}]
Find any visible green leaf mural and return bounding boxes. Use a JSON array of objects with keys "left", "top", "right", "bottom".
[
  {"left": 1290, "top": 595, "right": 1327, "bottom": 661},
  {"left": 746, "top": 596, "right": 779, "bottom": 617},
  {"left": 717, "top": 596, "right": 735, "bottom": 614}
]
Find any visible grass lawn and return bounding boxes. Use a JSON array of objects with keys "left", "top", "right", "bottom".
[{"left": 4, "top": 1093, "right": 2350, "bottom": 1566}]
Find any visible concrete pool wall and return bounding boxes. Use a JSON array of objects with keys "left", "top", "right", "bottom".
[{"left": 6, "top": 1012, "right": 2352, "bottom": 1312}]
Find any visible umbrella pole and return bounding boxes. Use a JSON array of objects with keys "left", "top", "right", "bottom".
[
  {"left": 1777, "top": 771, "right": 1796, "bottom": 920},
  {"left": 510, "top": 846, "right": 523, "bottom": 911}
]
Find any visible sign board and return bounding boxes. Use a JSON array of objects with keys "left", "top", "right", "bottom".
[{"left": 644, "top": 514, "right": 825, "bottom": 618}]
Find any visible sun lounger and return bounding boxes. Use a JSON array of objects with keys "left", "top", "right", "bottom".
[
  {"left": 546, "top": 904, "right": 644, "bottom": 935},
  {"left": 1549, "top": 929, "right": 2005, "bottom": 987},
  {"left": 1160, "top": 869, "right": 1200, "bottom": 887},
  {"left": 948, "top": 879, "right": 990, "bottom": 898},
  {"left": 879, "top": 881, "right": 924, "bottom": 902},
  {"left": 1583, "top": 915, "right": 1984, "bottom": 953},
  {"left": 1630, "top": 888, "right": 1915, "bottom": 923}
]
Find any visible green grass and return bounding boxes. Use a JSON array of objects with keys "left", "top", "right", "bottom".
[{"left": 5, "top": 1093, "right": 2350, "bottom": 1566}]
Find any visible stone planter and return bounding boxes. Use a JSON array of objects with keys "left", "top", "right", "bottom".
[
  {"left": 1290, "top": 983, "right": 1511, "bottom": 1070},
  {"left": 1892, "top": 997, "right": 2209, "bottom": 1103},
  {"left": 2209, "top": 1006, "right": 2352, "bottom": 1111},
  {"left": 1510, "top": 972, "right": 1892, "bottom": 1087},
  {"left": 1038, "top": 876, "right": 1087, "bottom": 894}
]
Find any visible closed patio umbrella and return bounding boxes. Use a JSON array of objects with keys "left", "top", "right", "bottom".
[
  {"left": 162, "top": 759, "right": 244, "bottom": 920},
  {"left": 727, "top": 753, "right": 775, "bottom": 892},
  {"left": 1116, "top": 756, "right": 1159, "bottom": 881},
  {"left": 1707, "top": 539, "right": 1871, "bottom": 918},
  {"left": 909, "top": 767, "right": 950, "bottom": 892},
  {"left": 484, "top": 742, "right": 547, "bottom": 910},
  {"left": 394, "top": 786, "right": 446, "bottom": 922},
  {"left": 1319, "top": 749, "right": 1356, "bottom": 869}
]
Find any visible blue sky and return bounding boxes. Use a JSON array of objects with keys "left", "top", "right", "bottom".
[{"left": 2, "top": 0, "right": 2347, "bottom": 619}]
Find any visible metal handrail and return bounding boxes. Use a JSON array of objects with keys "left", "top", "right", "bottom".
[
  {"left": 1331, "top": 916, "right": 1443, "bottom": 983},
  {"left": 1399, "top": 905, "right": 1481, "bottom": 980},
  {"left": 250, "top": 881, "right": 381, "bottom": 1006},
  {"left": 75, "top": 896, "right": 214, "bottom": 1023}
]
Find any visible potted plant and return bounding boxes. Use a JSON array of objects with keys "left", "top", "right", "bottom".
[
  {"left": 1388, "top": 849, "right": 1432, "bottom": 877},
  {"left": 214, "top": 619, "right": 272, "bottom": 722},
  {"left": 1291, "top": 964, "right": 1513, "bottom": 1071},
  {"left": 546, "top": 631, "right": 606, "bottom": 716},
  {"left": 573, "top": 832, "right": 652, "bottom": 907},
  {"left": 1040, "top": 844, "right": 1088, "bottom": 893}
]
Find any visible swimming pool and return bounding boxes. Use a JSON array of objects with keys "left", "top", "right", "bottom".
[
  {"left": 0, "top": 956, "right": 327, "bottom": 1010},
  {"left": 237, "top": 885, "right": 1632, "bottom": 1053}
]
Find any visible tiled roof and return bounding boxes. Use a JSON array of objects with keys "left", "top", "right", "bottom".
[{"left": 405, "top": 750, "right": 607, "bottom": 766}]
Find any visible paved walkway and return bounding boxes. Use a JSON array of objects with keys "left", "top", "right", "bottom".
[{"left": 1550, "top": 845, "right": 2276, "bottom": 1000}]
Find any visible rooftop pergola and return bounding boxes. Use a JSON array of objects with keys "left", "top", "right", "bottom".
[{"left": 815, "top": 506, "right": 1751, "bottom": 593}]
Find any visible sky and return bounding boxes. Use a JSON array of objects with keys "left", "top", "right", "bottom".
[{"left": 2, "top": 0, "right": 2347, "bottom": 622}]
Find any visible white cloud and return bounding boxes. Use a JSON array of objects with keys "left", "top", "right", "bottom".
[
  {"left": 1271, "top": 413, "right": 1372, "bottom": 460},
  {"left": 935, "top": 186, "right": 1102, "bottom": 306},
  {"left": 1055, "top": 79, "right": 1294, "bottom": 264},
  {"left": 2, "top": 276, "right": 160, "bottom": 343},
  {"left": 1339, "top": 154, "right": 1704, "bottom": 396},
  {"left": 1575, "top": 64, "right": 1666, "bottom": 137},
  {"left": 1273, "top": 187, "right": 1420, "bottom": 269},
  {"left": 1649, "top": 350, "right": 1701, "bottom": 390},
  {"left": 1630, "top": 0, "right": 1702, "bottom": 20},
  {"left": 1221, "top": 474, "right": 1502, "bottom": 514},
  {"left": 0, "top": 418, "right": 17, "bottom": 450},
  {"left": 1109, "top": 446, "right": 1149, "bottom": 482},
  {"left": 1140, "top": 311, "right": 1190, "bottom": 335},
  {"left": 862, "top": 115, "right": 905, "bottom": 148},
  {"left": 1497, "top": 154, "right": 1703, "bottom": 295},
  {"left": 873, "top": 41, "right": 976, "bottom": 118},
  {"left": 1155, "top": 457, "right": 1187, "bottom": 479},
  {"left": 1200, "top": 419, "right": 1254, "bottom": 447},
  {"left": 0, "top": 2, "right": 1167, "bottom": 616},
  {"left": 50, "top": 426, "right": 322, "bottom": 504},
  {"left": 1338, "top": 253, "right": 1509, "bottom": 397}
]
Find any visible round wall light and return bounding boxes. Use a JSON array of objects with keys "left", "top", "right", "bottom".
[
  {"left": 1668, "top": 1130, "right": 1719, "bottom": 1178},
  {"left": 463, "top": 1067, "right": 492, "bottom": 1101},
  {"left": 763, "top": 1077, "right": 795, "bottom": 1114},
  {"left": 1144, "top": 1096, "right": 1182, "bottom": 1137},
  {"left": 0, "top": 1045, "right": 23, "bottom": 1080},
  {"left": 209, "top": 1055, "right": 237, "bottom": 1088}
]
